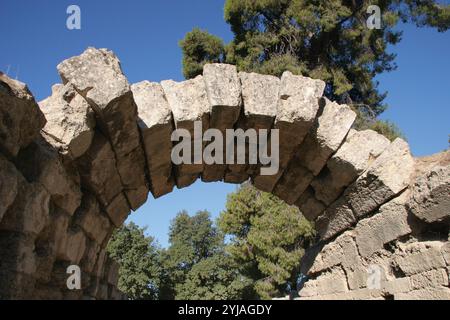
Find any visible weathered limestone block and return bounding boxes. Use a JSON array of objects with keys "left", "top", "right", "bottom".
[
  {"left": 295, "top": 187, "right": 326, "bottom": 221},
  {"left": 161, "top": 76, "right": 210, "bottom": 188},
  {"left": 408, "top": 151, "right": 450, "bottom": 223},
  {"left": 76, "top": 132, "right": 126, "bottom": 208},
  {"left": 105, "top": 192, "right": 130, "bottom": 227},
  {"left": 56, "top": 228, "right": 87, "bottom": 264},
  {"left": 131, "top": 81, "right": 175, "bottom": 198},
  {"left": 311, "top": 129, "right": 390, "bottom": 206},
  {"left": 315, "top": 195, "right": 356, "bottom": 240},
  {"left": 410, "top": 269, "right": 449, "bottom": 290},
  {"left": 442, "top": 242, "right": 450, "bottom": 265},
  {"left": 0, "top": 154, "right": 20, "bottom": 223},
  {"left": 0, "top": 180, "right": 50, "bottom": 237},
  {"left": 307, "top": 232, "right": 360, "bottom": 275},
  {"left": 202, "top": 64, "right": 241, "bottom": 182},
  {"left": 273, "top": 98, "right": 356, "bottom": 204},
  {"left": 16, "top": 137, "right": 82, "bottom": 215},
  {"left": 75, "top": 195, "right": 112, "bottom": 246},
  {"left": 81, "top": 240, "right": 101, "bottom": 274},
  {"left": 253, "top": 71, "right": 325, "bottom": 192},
  {"left": 40, "top": 83, "right": 95, "bottom": 159},
  {"left": 354, "top": 192, "right": 412, "bottom": 258},
  {"left": 57, "top": 47, "right": 148, "bottom": 210},
  {"left": 297, "top": 98, "right": 357, "bottom": 176},
  {"left": 203, "top": 64, "right": 241, "bottom": 131},
  {"left": 225, "top": 72, "right": 279, "bottom": 183},
  {"left": 0, "top": 73, "right": 46, "bottom": 157},
  {"left": 349, "top": 138, "right": 415, "bottom": 218},
  {"left": 393, "top": 241, "right": 447, "bottom": 276},
  {"left": 299, "top": 267, "right": 348, "bottom": 297},
  {"left": 395, "top": 287, "right": 450, "bottom": 300}
]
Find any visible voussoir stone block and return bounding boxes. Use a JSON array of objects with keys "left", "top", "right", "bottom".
[
  {"left": 273, "top": 98, "right": 356, "bottom": 205},
  {"left": 407, "top": 151, "right": 450, "bottom": 224},
  {"left": 0, "top": 73, "right": 46, "bottom": 157},
  {"left": 253, "top": 71, "right": 325, "bottom": 192},
  {"left": 161, "top": 75, "right": 210, "bottom": 188},
  {"left": 202, "top": 64, "right": 241, "bottom": 182},
  {"left": 75, "top": 195, "right": 112, "bottom": 246},
  {"left": 132, "top": 81, "right": 175, "bottom": 198},
  {"left": 311, "top": 129, "right": 390, "bottom": 206},
  {"left": 349, "top": 138, "right": 415, "bottom": 218},
  {"left": 40, "top": 83, "right": 95, "bottom": 159},
  {"left": 57, "top": 47, "right": 148, "bottom": 210},
  {"left": 76, "top": 133, "right": 125, "bottom": 208},
  {"left": 225, "top": 72, "right": 280, "bottom": 184}
]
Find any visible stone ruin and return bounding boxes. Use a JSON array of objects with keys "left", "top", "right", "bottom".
[{"left": 0, "top": 47, "right": 448, "bottom": 300}]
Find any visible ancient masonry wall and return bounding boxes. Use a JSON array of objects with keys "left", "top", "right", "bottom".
[{"left": 0, "top": 47, "right": 448, "bottom": 300}]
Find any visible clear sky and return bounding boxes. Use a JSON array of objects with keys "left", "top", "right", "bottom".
[{"left": 1, "top": 0, "right": 449, "bottom": 247}]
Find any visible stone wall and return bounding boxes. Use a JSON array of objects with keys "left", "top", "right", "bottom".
[{"left": 0, "top": 47, "right": 448, "bottom": 300}]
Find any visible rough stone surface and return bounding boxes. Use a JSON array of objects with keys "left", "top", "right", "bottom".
[
  {"left": 311, "top": 129, "right": 390, "bottom": 206},
  {"left": 253, "top": 71, "right": 324, "bottom": 192},
  {"left": 349, "top": 138, "right": 415, "bottom": 218},
  {"left": 273, "top": 98, "right": 356, "bottom": 204},
  {"left": 161, "top": 76, "right": 209, "bottom": 188},
  {"left": 225, "top": 72, "right": 279, "bottom": 184},
  {"left": 407, "top": 151, "right": 450, "bottom": 223},
  {"left": 0, "top": 73, "right": 46, "bottom": 157},
  {"left": 132, "top": 81, "right": 175, "bottom": 197},
  {"left": 57, "top": 47, "right": 148, "bottom": 210},
  {"left": 202, "top": 64, "right": 241, "bottom": 182},
  {"left": 40, "top": 83, "right": 95, "bottom": 159},
  {"left": 354, "top": 192, "right": 412, "bottom": 258}
]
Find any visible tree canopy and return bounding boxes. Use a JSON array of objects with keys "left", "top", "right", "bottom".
[
  {"left": 180, "top": 0, "right": 450, "bottom": 139},
  {"left": 218, "top": 183, "right": 315, "bottom": 299}
]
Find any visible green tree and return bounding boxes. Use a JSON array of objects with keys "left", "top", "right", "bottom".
[
  {"left": 159, "top": 210, "right": 248, "bottom": 300},
  {"left": 218, "top": 184, "right": 316, "bottom": 299},
  {"left": 107, "top": 222, "right": 161, "bottom": 300},
  {"left": 180, "top": 0, "right": 449, "bottom": 138},
  {"left": 175, "top": 252, "right": 254, "bottom": 300}
]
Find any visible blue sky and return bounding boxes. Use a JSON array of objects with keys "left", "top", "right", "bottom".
[{"left": 1, "top": 1, "right": 449, "bottom": 247}]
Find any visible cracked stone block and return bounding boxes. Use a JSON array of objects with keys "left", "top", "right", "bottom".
[
  {"left": 349, "top": 138, "right": 415, "bottom": 218},
  {"left": 40, "top": 83, "right": 95, "bottom": 159}
]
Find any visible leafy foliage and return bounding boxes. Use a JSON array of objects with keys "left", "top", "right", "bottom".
[
  {"left": 181, "top": 0, "right": 449, "bottom": 133},
  {"left": 218, "top": 184, "right": 315, "bottom": 299},
  {"left": 107, "top": 222, "right": 161, "bottom": 300}
]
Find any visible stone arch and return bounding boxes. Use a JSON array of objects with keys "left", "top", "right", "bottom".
[{"left": 0, "top": 47, "right": 448, "bottom": 300}]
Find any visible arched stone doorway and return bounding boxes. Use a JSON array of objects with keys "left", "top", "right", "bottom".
[{"left": 0, "top": 48, "right": 448, "bottom": 300}]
